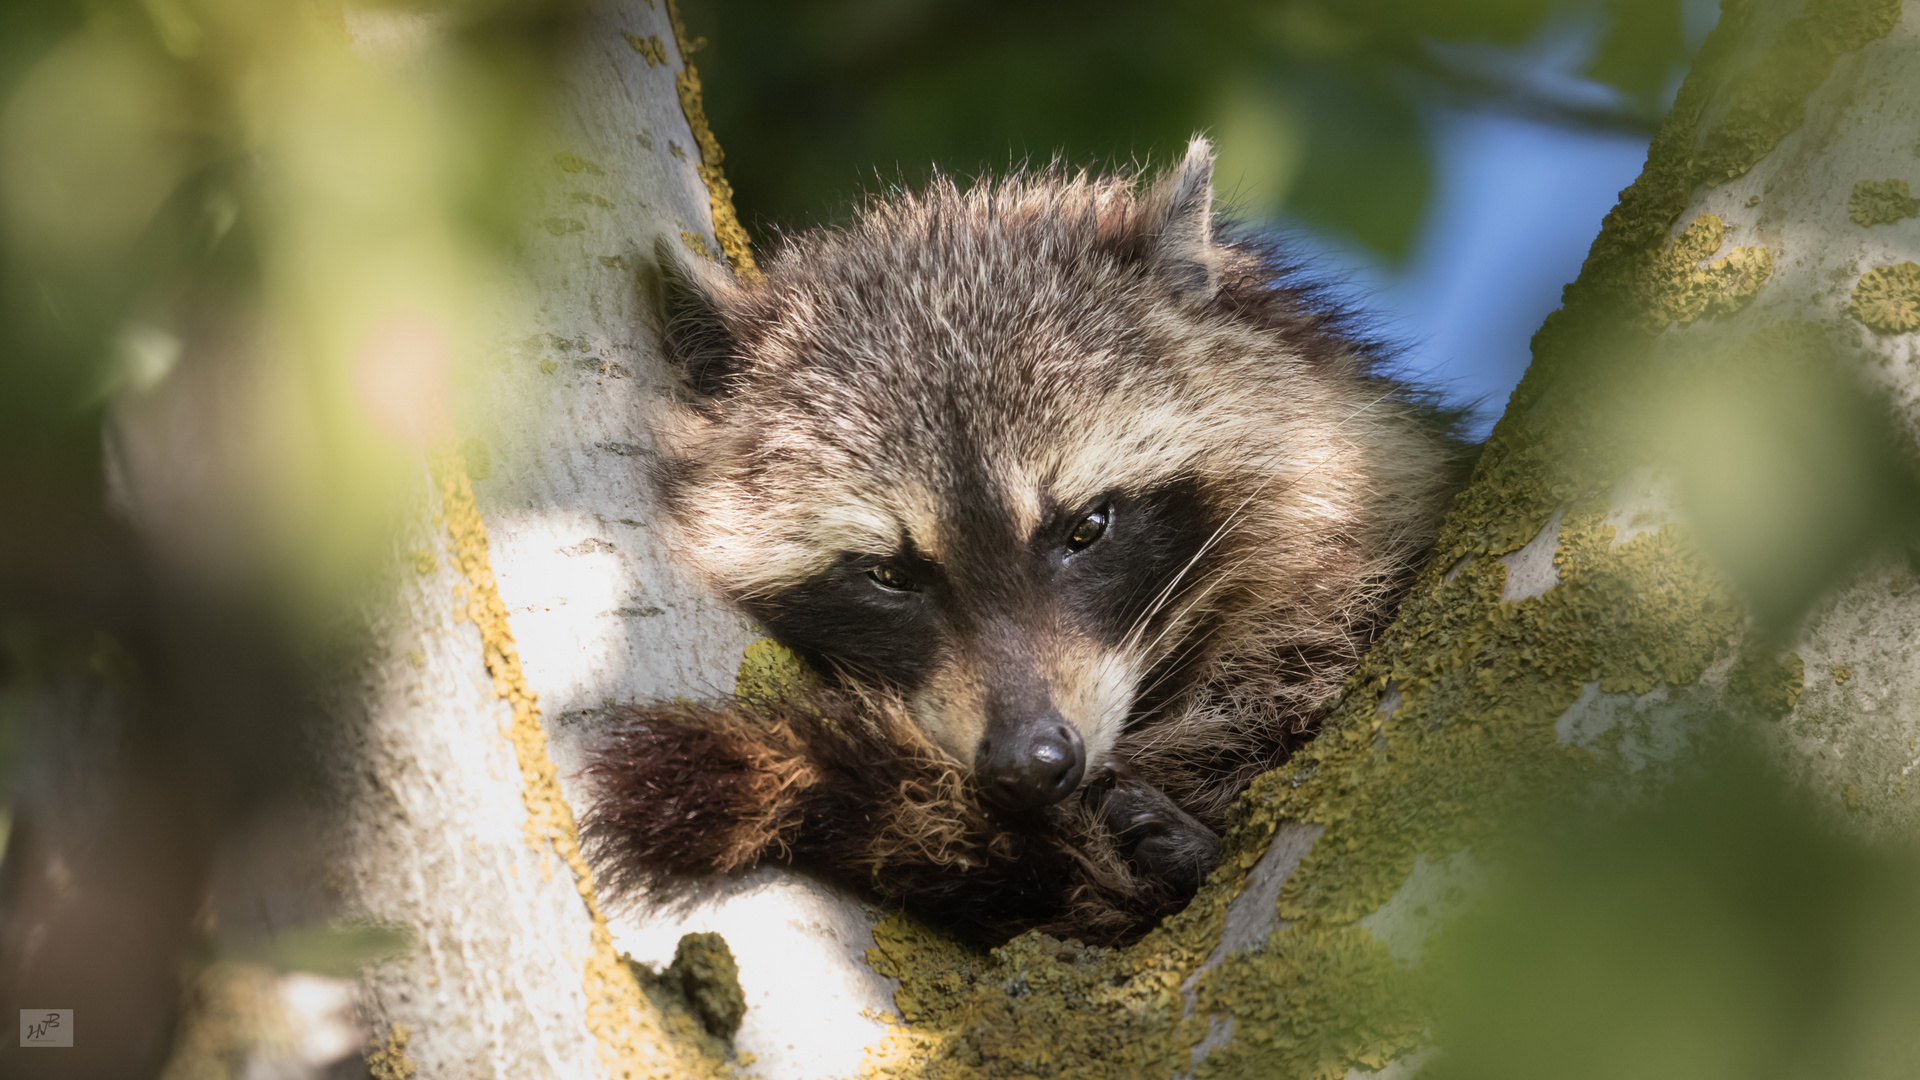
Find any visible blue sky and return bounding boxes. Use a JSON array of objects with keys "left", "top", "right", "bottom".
[{"left": 1317, "top": 110, "right": 1652, "bottom": 438}]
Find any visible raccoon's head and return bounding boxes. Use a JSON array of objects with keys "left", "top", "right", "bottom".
[{"left": 648, "top": 138, "right": 1452, "bottom": 812}]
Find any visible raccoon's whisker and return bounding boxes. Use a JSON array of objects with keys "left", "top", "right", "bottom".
[
  {"left": 1125, "top": 579, "right": 1224, "bottom": 671},
  {"left": 1117, "top": 483, "right": 1245, "bottom": 647},
  {"left": 1132, "top": 598, "right": 1223, "bottom": 684},
  {"left": 1124, "top": 519, "right": 1379, "bottom": 722},
  {"left": 1115, "top": 402, "right": 1398, "bottom": 655},
  {"left": 1112, "top": 386, "right": 1417, "bottom": 666},
  {"left": 1129, "top": 609, "right": 1239, "bottom": 712},
  {"left": 1131, "top": 550, "right": 1260, "bottom": 666},
  {"left": 1126, "top": 619, "right": 1223, "bottom": 713},
  {"left": 1118, "top": 492, "right": 1268, "bottom": 657},
  {"left": 1123, "top": 566, "right": 1268, "bottom": 711}
]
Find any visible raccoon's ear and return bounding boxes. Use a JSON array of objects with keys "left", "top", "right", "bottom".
[
  {"left": 1142, "top": 136, "right": 1223, "bottom": 300},
  {"left": 651, "top": 239, "right": 746, "bottom": 399}
]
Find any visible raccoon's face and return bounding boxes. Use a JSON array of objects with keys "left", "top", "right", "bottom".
[
  {"left": 732, "top": 474, "right": 1223, "bottom": 811},
  {"left": 649, "top": 138, "right": 1384, "bottom": 811}
]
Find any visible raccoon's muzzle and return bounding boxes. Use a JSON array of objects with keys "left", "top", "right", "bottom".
[{"left": 974, "top": 713, "right": 1085, "bottom": 812}]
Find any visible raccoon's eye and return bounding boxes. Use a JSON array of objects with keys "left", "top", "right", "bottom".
[
  {"left": 1067, "top": 505, "right": 1110, "bottom": 552},
  {"left": 867, "top": 562, "right": 916, "bottom": 591}
]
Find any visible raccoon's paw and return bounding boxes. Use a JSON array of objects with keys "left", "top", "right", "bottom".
[{"left": 1095, "top": 777, "right": 1221, "bottom": 897}]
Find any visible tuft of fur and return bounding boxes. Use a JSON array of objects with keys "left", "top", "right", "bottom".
[
  {"left": 587, "top": 137, "right": 1474, "bottom": 946},
  {"left": 583, "top": 689, "right": 1179, "bottom": 946}
]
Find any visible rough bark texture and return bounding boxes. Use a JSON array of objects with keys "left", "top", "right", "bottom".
[
  {"left": 68, "top": 0, "right": 1919, "bottom": 1077},
  {"left": 846, "top": 1, "right": 1920, "bottom": 1078},
  {"left": 333, "top": 0, "right": 1920, "bottom": 1075},
  {"left": 316, "top": 4, "right": 880, "bottom": 1079},
  {"left": 324, "top": 5, "right": 909, "bottom": 1079}
]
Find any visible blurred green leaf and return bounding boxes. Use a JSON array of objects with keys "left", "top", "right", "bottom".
[
  {"left": 1282, "top": 63, "right": 1432, "bottom": 259},
  {"left": 1429, "top": 745, "right": 1920, "bottom": 1079},
  {"left": 1656, "top": 322, "right": 1920, "bottom": 636},
  {"left": 684, "top": 0, "right": 1690, "bottom": 260},
  {"left": 216, "top": 919, "right": 412, "bottom": 977},
  {"left": 1587, "top": 0, "right": 1688, "bottom": 97}
]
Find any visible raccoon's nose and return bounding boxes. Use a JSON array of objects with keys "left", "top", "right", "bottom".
[{"left": 974, "top": 721, "right": 1086, "bottom": 812}]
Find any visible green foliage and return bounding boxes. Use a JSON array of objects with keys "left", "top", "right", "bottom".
[
  {"left": 1428, "top": 747, "right": 1920, "bottom": 1079},
  {"left": 681, "top": 0, "right": 1697, "bottom": 259},
  {"left": 669, "top": 932, "right": 747, "bottom": 1039},
  {"left": 215, "top": 919, "right": 413, "bottom": 977},
  {"left": 1653, "top": 322, "right": 1920, "bottom": 636},
  {"left": 1588, "top": 0, "right": 1689, "bottom": 96},
  {"left": 0, "top": 0, "right": 572, "bottom": 631}
]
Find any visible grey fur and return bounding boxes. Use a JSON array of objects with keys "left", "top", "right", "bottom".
[{"left": 644, "top": 135, "right": 1471, "bottom": 896}]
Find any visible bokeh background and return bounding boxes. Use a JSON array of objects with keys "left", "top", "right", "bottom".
[
  {"left": 0, "top": 0, "right": 1718, "bottom": 828},
  {"left": 10, "top": 1, "right": 1920, "bottom": 1076},
  {"left": 682, "top": 0, "right": 1719, "bottom": 433}
]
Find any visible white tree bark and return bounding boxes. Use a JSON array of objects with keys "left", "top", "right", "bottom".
[
  {"left": 80, "top": 1, "right": 1920, "bottom": 1077},
  {"left": 1693, "top": 9, "right": 1920, "bottom": 825},
  {"left": 334, "top": 2, "right": 1920, "bottom": 1076},
  {"left": 327, "top": 5, "right": 899, "bottom": 1078}
]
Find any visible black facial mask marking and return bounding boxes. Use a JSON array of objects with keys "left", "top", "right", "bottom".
[{"left": 744, "top": 476, "right": 1224, "bottom": 711}]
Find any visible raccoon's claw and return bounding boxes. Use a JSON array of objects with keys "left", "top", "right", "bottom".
[{"left": 1096, "top": 779, "right": 1221, "bottom": 897}]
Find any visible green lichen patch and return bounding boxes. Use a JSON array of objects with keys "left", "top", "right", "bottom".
[
  {"left": 553, "top": 151, "right": 605, "bottom": 176},
  {"left": 1728, "top": 651, "right": 1805, "bottom": 719},
  {"left": 670, "top": 932, "right": 746, "bottom": 1038},
  {"left": 1847, "top": 178, "right": 1920, "bottom": 226},
  {"left": 367, "top": 1023, "right": 417, "bottom": 1080},
  {"left": 860, "top": 912, "right": 1202, "bottom": 1080},
  {"left": 623, "top": 943, "right": 744, "bottom": 1065},
  {"left": 1192, "top": 928, "right": 1425, "bottom": 1080},
  {"left": 1849, "top": 261, "right": 1920, "bottom": 333},
  {"left": 734, "top": 639, "right": 820, "bottom": 704},
  {"left": 624, "top": 31, "right": 668, "bottom": 68},
  {"left": 1704, "top": 246, "right": 1771, "bottom": 314}
]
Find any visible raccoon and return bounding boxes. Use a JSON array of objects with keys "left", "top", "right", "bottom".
[{"left": 584, "top": 137, "right": 1473, "bottom": 946}]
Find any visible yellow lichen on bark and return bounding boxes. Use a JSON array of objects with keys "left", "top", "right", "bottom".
[
  {"left": 367, "top": 1024, "right": 417, "bottom": 1080},
  {"left": 429, "top": 445, "right": 732, "bottom": 1080},
  {"left": 664, "top": 0, "right": 759, "bottom": 281},
  {"left": 1641, "top": 214, "right": 1773, "bottom": 328},
  {"left": 1849, "top": 261, "right": 1920, "bottom": 334},
  {"left": 1846, "top": 178, "right": 1919, "bottom": 226},
  {"left": 849, "top": 0, "right": 1907, "bottom": 1076}
]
